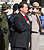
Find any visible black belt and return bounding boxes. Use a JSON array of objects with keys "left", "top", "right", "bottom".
[{"left": 31, "top": 31, "right": 38, "bottom": 33}]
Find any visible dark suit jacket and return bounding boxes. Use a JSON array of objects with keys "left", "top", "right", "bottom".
[{"left": 12, "top": 12, "right": 30, "bottom": 48}]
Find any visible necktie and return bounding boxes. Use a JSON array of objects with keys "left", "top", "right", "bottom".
[
  {"left": 24, "top": 16, "right": 27, "bottom": 22},
  {"left": 36, "top": 15, "right": 41, "bottom": 31}
]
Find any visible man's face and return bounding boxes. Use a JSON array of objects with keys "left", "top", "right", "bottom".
[
  {"left": 36, "top": 8, "right": 39, "bottom": 12},
  {"left": 15, "top": 9, "right": 19, "bottom": 14},
  {"left": 33, "top": 8, "right": 39, "bottom": 12},
  {"left": 20, "top": 4, "right": 28, "bottom": 14}
]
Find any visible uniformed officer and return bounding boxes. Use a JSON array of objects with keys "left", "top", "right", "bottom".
[
  {"left": 28, "top": 2, "right": 41, "bottom": 50},
  {"left": 0, "top": 2, "right": 10, "bottom": 50},
  {"left": 7, "top": 3, "right": 19, "bottom": 50}
]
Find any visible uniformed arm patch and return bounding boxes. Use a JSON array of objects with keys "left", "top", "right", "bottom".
[
  {"left": 8, "top": 15, "right": 11, "bottom": 19},
  {"left": 0, "top": 12, "right": 1, "bottom": 15}
]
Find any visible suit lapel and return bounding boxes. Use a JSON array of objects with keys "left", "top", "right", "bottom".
[{"left": 19, "top": 12, "right": 27, "bottom": 23}]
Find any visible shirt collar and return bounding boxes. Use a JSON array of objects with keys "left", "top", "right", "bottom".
[{"left": 20, "top": 12, "right": 25, "bottom": 16}]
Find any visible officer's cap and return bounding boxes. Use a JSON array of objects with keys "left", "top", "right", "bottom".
[
  {"left": 32, "top": 2, "right": 42, "bottom": 8},
  {"left": 2, "top": 3, "right": 10, "bottom": 9}
]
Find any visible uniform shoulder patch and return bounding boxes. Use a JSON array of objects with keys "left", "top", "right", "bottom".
[
  {"left": 0, "top": 12, "right": 1, "bottom": 15},
  {"left": 8, "top": 15, "right": 11, "bottom": 19}
]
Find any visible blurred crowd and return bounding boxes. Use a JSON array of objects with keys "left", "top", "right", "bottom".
[{"left": 0, "top": 1, "right": 44, "bottom": 50}]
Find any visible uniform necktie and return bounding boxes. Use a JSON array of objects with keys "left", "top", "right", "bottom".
[{"left": 24, "top": 16, "right": 27, "bottom": 22}]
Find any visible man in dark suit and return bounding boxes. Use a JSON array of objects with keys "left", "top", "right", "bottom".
[{"left": 12, "top": 1, "right": 30, "bottom": 50}]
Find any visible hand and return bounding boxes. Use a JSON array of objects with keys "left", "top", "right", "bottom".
[
  {"left": 28, "top": 42, "right": 30, "bottom": 47},
  {"left": 27, "top": 20, "right": 30, "bottom": 25}
]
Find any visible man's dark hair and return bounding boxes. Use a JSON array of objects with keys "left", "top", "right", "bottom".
[
  {"left": 13, "top": 3, "right": 18, "bottom": 12},
  {"left": 18, "top": 1, "right": 27, "bottom": 11}
]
